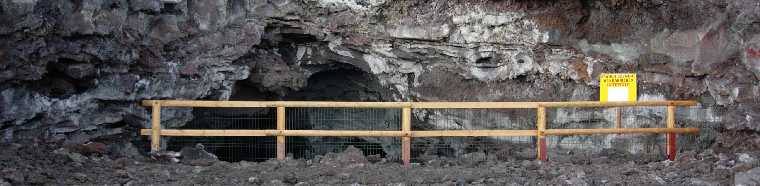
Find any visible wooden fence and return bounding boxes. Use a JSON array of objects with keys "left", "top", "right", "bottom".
[{"left": 140, "top": 100, "right": 700, "bottom": 166}]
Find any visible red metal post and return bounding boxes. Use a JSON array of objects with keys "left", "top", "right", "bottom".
[
  {"left": 667, "top": 133, "right": 676, "bottom": 160},
  {"left": 538, "top": 137, "right": 547, "bottom": 161},
  {"left": 537, "top": 106, "right": 547, "bottom": 161},
  {"left": 402, "top": 107, "right": 412, "bottom": 167},
  {"left": 666, "top": 105, "right": 676, "bottom": 161}
]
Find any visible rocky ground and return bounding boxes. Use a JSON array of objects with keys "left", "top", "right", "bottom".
[
  {"left": 1, "top": 0, "right": 759, "bottom": 185},
  {"left": 1, "top": 143, "right": 758, "bottom": 185}
]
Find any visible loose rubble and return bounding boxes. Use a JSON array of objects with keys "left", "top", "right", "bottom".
[{"left": 1, "top": 143, "right": 755, "bottom": 185}]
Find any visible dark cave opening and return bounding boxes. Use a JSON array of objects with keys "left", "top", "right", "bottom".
[
  {"left": 27, "top": 59, "right": 96, "bottom": 98},
  {"left": 475, "top": 57, "right": 493, "bottom": 64},
  {"left": 474, "top": 56, "right": 502, "bottom": 68},
  {"left": 282, "top": 68, "right": 393, "bottom": 160},
  {"left": 165, "top": 67, "right": 393, "bottom": 162},
  {"left": 284, "top": 68, "right": 387, "bottom": 101}
]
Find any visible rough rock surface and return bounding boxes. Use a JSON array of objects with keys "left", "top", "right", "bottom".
[
  {"left": 179, "top": 143, "right": 219, "bottom": 166},
  {"left": 736, "top": 167, "right": 760, "bottom": 186},
  {"left": 0, "top": 143, "right": 753, "bottom": 185},
  {"left": 1, "top": 0, "right": 759, "bottom": 159}
]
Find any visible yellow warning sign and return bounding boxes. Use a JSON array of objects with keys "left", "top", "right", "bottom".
[{"left": 600, "top": 73, "right": 637, "bottom": 102}]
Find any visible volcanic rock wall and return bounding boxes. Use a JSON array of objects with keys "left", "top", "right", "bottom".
[{"left": 1, "top": 0, "right": 759, "bottom": 153}]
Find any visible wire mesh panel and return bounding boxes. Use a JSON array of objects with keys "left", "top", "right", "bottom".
[
  {"left": 157, "top": 107, "right": 277, "bottom": 162},
  {"left": 677, "top": 105, "right": 726, "bottom": 151},
  {"left": 286, "top": 108, "right": 401, "bottom": 130},
  {"left": 411, "top": 108, "right": 536, "bottom": 163},
  {"left": 413, "top": 108, "right": 536, "bottom": 130},
  {"left": 181, "top": 107, "right": 276, "bottom": 129},
  {"left": 165, "top": 137, "right": 276, "bottom": 162},
  {"left": 285, "top": 107, "right": 402, "bottom": 161},
  {"left": 137, "top": 101, "right": 715, "bottom": 164},
  {"left": 547, "top": 106, "right": 667, "bottom": 129},
  {"left": 287, "top": 136, "right": 399, "bottom": 161},
  {"left": 546, "top": 134, "right": 667, "bottom": 162},
  {"left": 545, "top": 106, "right": 669, "bottom": 160},
  {"left": 411, "top": 137, "right": 535, "bottom": 163},
  {"left": 544, "top": 105, "right": 724, "bottom": 161}
]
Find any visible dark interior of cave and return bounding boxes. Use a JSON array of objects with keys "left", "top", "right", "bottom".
[
  {"left": 163, "top": 67, "right": 391, "bottom": 162},
  {"left": 26, "top": 59, "right": 96, "bottom": 99}
]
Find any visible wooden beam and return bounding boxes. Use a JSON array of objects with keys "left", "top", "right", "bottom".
[
  {"left": 141, "top": 100, "right": 544, "bottom": 108},
  {"left": 401, "top": 107, "right": 411, "bottom": 168},
  {"left": 150, "top": 101, "right": 161, "bottom": 152},
  {"left": 545, "top": 128, "right": 699, "bottom": 136},
  {"left": 540, "top": 100, "right": 698, "bottom": 108},
  {"left": 142, "top": 100, "right": 413, "bottom": 108},
  {"left": 411, "top": 130, "right": 537, "bottom": 137},
  {"left": 411, "top": 102, "right": 543, "bottom": 108},
  {"left": 140, "top": 129, "right": 542, "bottom": 137},
  {"left": 139, "top": 129, "right": 403, "bottom": 137},
  {"left": 284, "top": 130, "right": 405, "bottom": 137},
  {"left": 276, "top": 107, "right": 285, "bottom": 160},
  {"left": 142, "top": 100, "right": 698, "bottom": 109},
  {"left": 536, "top": 106, "right": 547, "bottom": 161},
  {"left": 140, "top": 128, "right": 700, "bottom": 137},
  {"left": 140, "top": 129, "right": 278, "bottom": 136},
  {"left": 140, "top": 128, "right": 699, "bottom": 138},
  {"left": 667, "top": 105, "right": 677, "bottom": 160}
]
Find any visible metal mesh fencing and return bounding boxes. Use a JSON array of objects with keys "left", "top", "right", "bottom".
[
  {"left": 411, "top": 108, "right": 536, "bottom": 163},
  {"left": 285, "top": 108, "right": 401, "bottom": 161},
  {"left": 545, "top": 106, "right": 667, "bottom": 160},
  {"left": 160, "top": 108, "right": 277, "bottom": 162},
  {"left": 287, "top": 136, "right": 398, "bottom": 161},
  {"left": 546, "top": 106, "right": 667, "bottom": 129},
  {"left": 286, "top": 108, "right": 401, "bottom": 130},
  {"left": 544, "top": 105, "right": 726, "bottom": 161},
  {"left": 413, "top": 108, "right": 536, "bottom": 130},
  {"left": 139, "top": 105, "right": 721, "bottom": 163},
  {"left": 166, "top": 137, "right": 276, "bottom": 162},
  {"left": 412, "top": 137, "right": 535, "bottom": 163},
  {"left": 677, "top": 105, "right": 726, "bottom": 151},
  {"left": 546, "top": 134, "right": 667, "bottom": 162}
]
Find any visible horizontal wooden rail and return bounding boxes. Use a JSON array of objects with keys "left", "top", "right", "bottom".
[
  {"left": 140, "top": 129, "right": 407, "bottom": 137},
  {"left": 141, "top": 100, "right": 413, "bottom": 108},
  {"left": 412, "top": 130, "right": 537, "bottom": 137},
  {"left": 286, "top": 130, "right": 406, "bottom": 137},
  {"left": 140, "top": 129, "right": 278, "bottom": 136},
  {"left": 412, "top": 102, "right": 544, "bottom": 109},
  {"left": 540, "top": 100, "right": 698, "bottom": 108},
  {"left": 142, "top": 99, "right": 700, "bottom": 162},
  {"left": 140, "top": 128, "right": 698, "bottom": 137},
  {"left": 142, "top": 100, "right": 698, "bottom": 109},
  {"left": 544, "top": 128, "right": 699, "bottom": 136}
]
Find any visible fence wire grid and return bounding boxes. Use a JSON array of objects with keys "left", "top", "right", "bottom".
[{"left": 140, "top": 105, "right": 723, "bottom": 163}]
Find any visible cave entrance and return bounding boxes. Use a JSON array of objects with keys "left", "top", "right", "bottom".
[
  {"left": 166, "top": 67, "right": 396, "bottom": 162},
  {"left": 283, "top": 68, "right": 396, "bottom": 161},
  {"left": 164, "top": 107, "right": 277, "bottom": 162},
  {"left": 284, "top": 68, "right": 386, "bottom": 101}
]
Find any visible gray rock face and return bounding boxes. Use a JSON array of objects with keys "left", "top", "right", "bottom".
[
  {"left": 735, "top": 167, "right": 760, "bottom": 186},
  {"left": 179, "top": 143, "right": 218, "bottom": 166},
  {"left": 0, "top": 0, "right": 758, "bottom": 155}
]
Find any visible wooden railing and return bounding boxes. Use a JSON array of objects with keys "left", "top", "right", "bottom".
[{"left": 140, "top": 100, "right": 699, "bottom": 166}]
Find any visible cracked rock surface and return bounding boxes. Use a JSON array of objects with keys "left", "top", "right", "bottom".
[{"left": 0, "top": 0, "right": 759, "bottom": 173}]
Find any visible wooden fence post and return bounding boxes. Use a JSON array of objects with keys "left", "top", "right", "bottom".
[
  {"left": 666, "top": 105, "right": 676, "bottom": 161},
  {"left": 537, "top": 106, "right": 547, "bottom": 161},
  {"left": 150, "top": 101, "right": 162, "bottom": 152},
  {"left": 402, "top": 107, "right": 411, "bottom": 167},
  {"left": 277, "top": 107, "right": 286, "bottom": 160}
]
